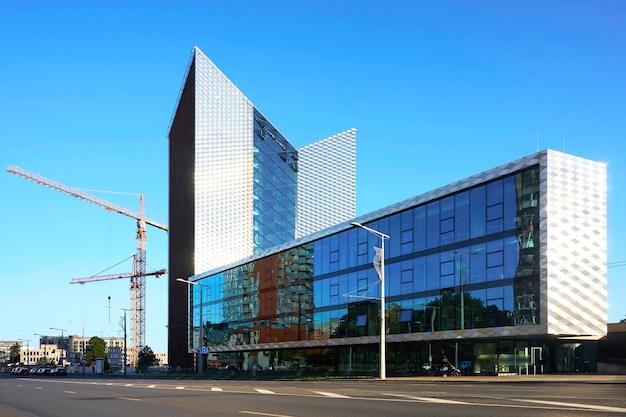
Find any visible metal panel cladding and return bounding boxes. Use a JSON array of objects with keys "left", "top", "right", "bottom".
[
  {"left": 297, "top": 128, "right": 357, "bottom": 238},
  {"left": 193, "top": 48, "right": 255, "bottom": 273},
  {"left": 542, "top": 150, "right": 608, "bottom": 337}
]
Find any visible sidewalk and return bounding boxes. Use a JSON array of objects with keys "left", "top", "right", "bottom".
[{"left": 394, "top": 373, "right": 626, "bottom": 383}]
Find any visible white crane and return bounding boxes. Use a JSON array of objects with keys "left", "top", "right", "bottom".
[{"left": 7, "top": 165, "right": 168, "bottom": 353}]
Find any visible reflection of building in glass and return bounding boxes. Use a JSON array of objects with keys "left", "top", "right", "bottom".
[
  {"left": 187, "top": 150, "right": 607, "bottom": 375},
  {"left": 168, "top": 47, "right": 356, "bottom": 368}
]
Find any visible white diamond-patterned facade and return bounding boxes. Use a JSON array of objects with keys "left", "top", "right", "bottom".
[
  {"left": 297, "top": 128, "right": 357, "bottom": 238},
  {"left": 543, "top": 150, "right": 607, "bottom": 337},
  {"left": 191, "top": 46, "right": 356, "bottom": 273}
]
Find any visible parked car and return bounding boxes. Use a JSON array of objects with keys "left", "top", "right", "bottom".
[
  {"left": 50, "top": 367, "right": 67, "bottom": 376},
  {"left": 36, "top": 367, "right": 51, "bottom": 375},
  {"left": 11, "top": 367, "right": 25, "bottom": 375},
  {"left": 14, "top": 367, "right": 29, "bottom": 375},
  {"left": 29, "top": 368, "right": 39, "bottom": 375}
]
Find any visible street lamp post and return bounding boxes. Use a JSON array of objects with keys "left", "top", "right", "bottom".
[
  {"left": 68, "top": 320, "right": 86, "bottom": 374},
  {"left": 106, "top": 306, "right": 129, "bottom": 375},
  {"left": 49, "top": 327, "right": 67, "bottom": 366},
  {"left": 176, "top": 278, "right": 210, "bottom": 377},
  {"left": 351, "top": 222, "right": 390, "bottom": 380}
]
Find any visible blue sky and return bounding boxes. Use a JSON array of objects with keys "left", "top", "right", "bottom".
[{"left": 2, "top": 1, "right": 625, "bottom": 353}]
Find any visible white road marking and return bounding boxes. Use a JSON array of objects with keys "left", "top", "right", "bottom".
[
  {"left": 240, "top": 411, "right": 294, "bottom": 417},
  {"left": 34, "top": 387, "right": 42, "bottom": 390},
  {"left": 124, "top": 384, "right": 134, "bottom": 386},
  {"left": 147, "top": 384, "right": 156, "bottom": 388},
  {"left": 255, "top": 388, "right": 275, "bottom": 394},
  {"left": 64, "top": 391, "right": 76, "bottom": 394},
  {"left": 211, "top": 387, "right": 223, "bottom": 391},
  {"left": 514, "top": 398, "right": 626, "bottom": 413},
  {"left": 118, "top": 397, "right": 141, "bottom": 402},
  {"left": 175, "top": 386, "right": 185, "bottom": 390},
  {"left": 312, "top": 391, "right": 351, "bottom": 398},
  {"left": 412, "top": 396, "right": 471, "bottom": 405}
]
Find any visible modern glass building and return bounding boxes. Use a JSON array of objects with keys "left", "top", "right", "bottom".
[
  {"left": 168, "top": 47, "right": 356, "bottom": 368},
  {"left": 186, "top": 149, "right": 607, "bottom": 375}
]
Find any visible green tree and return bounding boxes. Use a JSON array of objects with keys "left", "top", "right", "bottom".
[
  {"left": 85, "top": 336, "right": 107, "bottom": 365},
  {"left": 10, "top": 343, "right": 21, "bottom": 364},
  {"left": 137, "top": 345, "right": 157, "bottom": 372}
]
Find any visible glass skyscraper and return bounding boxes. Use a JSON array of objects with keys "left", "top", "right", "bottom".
[
  {"left": 186, "top": 150, "right": 607, "bottom": 375},
  {"left": 168, "top": 47, "right": 356, "bottom": 368}
]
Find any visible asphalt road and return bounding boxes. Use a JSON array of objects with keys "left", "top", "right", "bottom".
[{"left": 2, "top": 374, "right": 626, "bottom": 417}]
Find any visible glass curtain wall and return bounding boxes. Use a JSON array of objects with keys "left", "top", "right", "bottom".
[{"left": 191, "top": 166, "right": 540, "bottom": 373}]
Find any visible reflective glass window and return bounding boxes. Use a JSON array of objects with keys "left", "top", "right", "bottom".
[
  {"left": 426, "top": 201, "right": 440, "bottom": 249},
  {"left": 401, "top": 229, "right": 413, "bottom": 255},
  {"left": 414, "top": 256, "right": 426, "bottom": 292},
  {"left": 401, "top": 262, "right": 413, "bottom": 295},
  {"left": 338, "top": 274, "right": 349, "bottom": 302},
  {"left": 455, "top": 191, "right": 470, "bottom": 242},
  {"left": 389, "top": 213, "right": 401, "bottom": 257},
  {"left": 440, "top": 250, "right": 455, "bottom": 289},
  {"left": 486, "top": 239, "right": 504, "bottom": 281},
  {"left": 314, "top": 280, "right": 323, "bottom": 307},
  {"left": 504, "top": 285, "right": 514, "bottom": 312},
  {"left": 414, "top": 206, "right": 426, "bottom": 251},
  {"left": 440, "top": 217, "right": 454, "bottom": 234},
  {"left": 470, "top": 245, "right": 487, "bottom": 283},
  {"left": 320, "top": 238, "right": 330, "bottom": 274},
  {"left": 337, "top": 233, "right": 347, "bottom": 270},
  {"left": 487, "top": 250, "right": 503, "bottom": 268},
  {"left": 357, "top": 276, "right": 368, "bottom": 296},
  {"left": 313, "top": 241, "right": 322, "bottom": 276},
  {"left": 503, "top": 176, "right": 517, "bottom": 230},
  {"left": 441, "top": 196, "right": 454, "bottom": 218},
  {"left": 503, "top": 236, "right": 519, "bottom": 278},
  {"left": 426, "top": 253, "right": 439, "bottom": 290},
  {"left": 330, "top": 250, "right": 339, "bottom": 264},
  {"left": 470, "top": 186, "right": 486, "bottom": 238},
  {"left": 388, "top": 262, "right": 401, "bottom": 296},
  {"left": 402, "top": 209, "right": 413, "bottom": 229},
  {"left": 486, "top": 179, "right": 503, "bottom": 205}
]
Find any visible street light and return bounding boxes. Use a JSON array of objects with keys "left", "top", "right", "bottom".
[
  {"left": 107, "top": 306, "right": 129, "bottom": 375},
  {"left": 49, "top": 327, "right": 67, "bottom": 366},
  {"left": 68, "top": 320, "right": 86, "bottom": 374},
  {"left": 176, "top": 277, "right": 211, "bottom": 376},
  {"left": 351, "top": 222, "right": 390, "bottom": 380}
]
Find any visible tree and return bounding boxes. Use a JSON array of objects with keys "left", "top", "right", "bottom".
[
  {"left": 10, "top": 343, "right": 21, "bottom": 364},
  {"left": 137, "top": 345, "right": 157, "bottom": 372},
  {"left": 84, "top": 336, "right": 107, "bottom": 365}
]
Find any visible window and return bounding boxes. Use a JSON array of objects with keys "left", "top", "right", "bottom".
[
  {"left": 470, "top": 186, "right": 486, "bottom": 238},
  {"left": 400, "top": 309, "right": 413, "bottom": 322},
  {"left": 330, "top": 284, "right": 339, "bottom": 297},
  {"left": 356, "top": 315, "right": 367, "bottom": 326},
  {"left": 455, "top": 191, "right": 470, "bottom": 241},
  {"left": 426, "top": 201, "right": 440, "bottom": 249}
]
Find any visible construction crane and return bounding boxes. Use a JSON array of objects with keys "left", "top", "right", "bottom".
[{"left": 7, "top": 165, "right": 168, "bottom": 353}]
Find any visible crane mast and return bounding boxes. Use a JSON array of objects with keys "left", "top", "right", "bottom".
[{"left": 7, "top": 165, "right": 168, "bottom": 354}]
